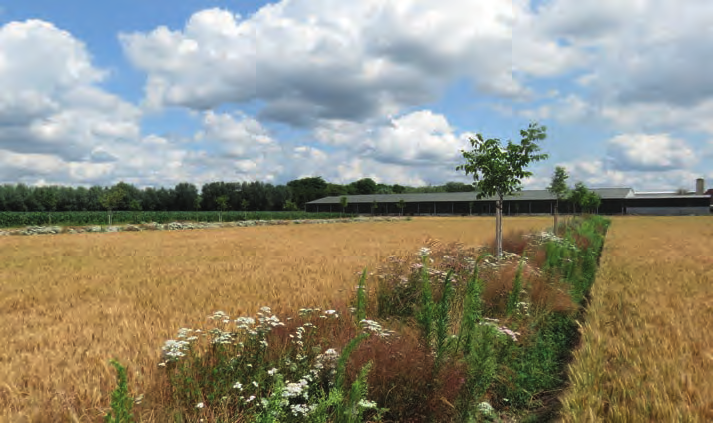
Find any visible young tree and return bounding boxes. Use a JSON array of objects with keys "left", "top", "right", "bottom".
[
  {"left": 568, "top": 182, "right": 589, "bottom": 215},
  {"left": 456, "top": 123, "right": 549, "bottom": 258},
  {"left": 100, "top": 186, "right": 126, "bottom": 226},
  {"left": 547, "top": 166, "right": 569, "bottom": 231},
  {"left": 283, "top": 200, "right": 299, "bottom": 211},
  {"left": 339, "top": 196, "right": 349, "bottom": 217},
  {"left": 216, "top": 195, "right": 229, "bottom": 223},
  {"left": 582, "top": 190, "right": 601, "bottom": 214},
  {"left": 371, "top": 200, "right": 378, "bottom": 216},
  {"left": 396, "top": 199, "right": 406, "bottom": 216}
]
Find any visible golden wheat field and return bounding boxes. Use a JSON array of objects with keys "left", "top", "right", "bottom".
[
  {"left": 0, "top": 216, "right": 551, "bottom": 423},
  {"left": 559, "top": 216, "right": 713, "bottom": 422}
]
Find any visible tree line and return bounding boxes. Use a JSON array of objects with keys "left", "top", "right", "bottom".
[{"left": 0, "top": 178, "right": 476, "bottom": 213}]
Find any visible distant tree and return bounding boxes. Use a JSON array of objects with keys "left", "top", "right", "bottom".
[
  {"left": 354, "top": 178, "right": 378, "bottom": 195},
  {"left": 676, "top": 187, "right": 690, "bottom": 195},
  {"left": 340, "top": 196, "right": 349, "bottom": 217},
  {"left": 444, "top": 181, "right": 475, "bottom": 192},
  {"left": 216, "top": 195, "right": 229, "bottom": 223},
  {"left": 113, "top": 182, "right": 142, "bottom": 211},
  {"left": 456, "top": 123, "right": 548, "bottom": 258},
  {"left": 36, "top": 187, "right": 59, "bottom": 225},
  {"left": 392, "top": 184, "right": 406, "bottom": 194},
  {"left": 396, "top": 199, "right": 406, "bottom": 216},
  {"left": 241, "top": 198, "right": 250, "bottom": 219},
  {"left": 287, "top": 177, "right": 328, "bottom": 208},
  {"left": 128, "top": 199, "right": 142, "bottom": 211},
  {"left": 325, "top": 183, "right": 347, "bottom": 197},
  {"left": 174, "top": 182, "right": 200, "bottom": 211},
  {"left": 376, "top": 183, "right": 392, "bottom": 194},
  {"left": 100, "top": 186, "right": 126, "bottom": 226},
  {"left": 547, "top": 166, "right": 570, "bottom": 231},
  {"left": 283, "top": 200, "right": 299, "bottom": 211}
]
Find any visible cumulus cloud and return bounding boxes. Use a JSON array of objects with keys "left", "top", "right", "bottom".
[
  {"left": 531, "top": 0, "right": 713, "bottom": 130},
  {"left": 312, "top": 110, "right": 475, "bottom": 166},
  {"left": 605, "top": 133, "right": 695, "bottom": 172},
  {"left": 120, "top": 2, "right": 578, "bottom": 127},
  {"left": 556, "top": 157, "right": 705, "bottom": 192},
  {"left": 0, "top": 19, "right": 141, "bottom": 178}
]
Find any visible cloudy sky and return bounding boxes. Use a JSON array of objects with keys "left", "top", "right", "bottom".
[{"left": 1, "top": 0, "right": 711, "bottom": 191}]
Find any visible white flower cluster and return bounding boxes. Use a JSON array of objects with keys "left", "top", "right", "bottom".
[
  {"left": 159, "top": 339, "right": 192, "bottom": 365},
  {"left": 477, "top": 401, "right": 495, "bottom": 417},
  {"left": 479, "top": 319, "right": 521, "bottom": 342},
  {"left": 290, "top": 403, "right": 317, "bottom": 416},
  {"left": 313, "top": 348, "right": 339, "bottom": 372},
  {"left": 418, "top": 247, "right": 431, "bottom": 257},
  {"left": 283, "top": 378, "right": 310, "bottom": 400},
  {"left": 479, "top": 251, "right": 527, "bottom": 269},
  {"left": 528, "top": 231, "right": 578, "bottom": 251},
  {"left": 256, "top": 307, "right": 285, "bottom": 333},
  {"left": 234, "top": 317, "right": 256, "bottom": 329},
  {"left": 207, "top": 328, "right": 234, "bottom": 345},
  {"left": 298, "top": 307, "right": 321, "bottom": 316},
  {"left": 358, "top": 399, "right": 378, "bottom": 409},
  {"left": 289, "top": 326, "right": 307, "bottom": 347},
  {"left": 517, "top": 301, "right": 531, "bottom": 317},
  {"left": 320, "top": 309, "right": 339, "bottom": 319},
  {"left": 360, "top": 319, "right": 395, "bottom": 338}
]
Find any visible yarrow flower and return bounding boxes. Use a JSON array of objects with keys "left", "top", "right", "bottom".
[
  {"left": 360, "top": 319, "right": 395, "bottom": 338},
  {"left": 477, "top": 401, "right": 495, "bottom": 417},
  {"left": 358, "top": 399, "right": 378, "bottom": 409}
]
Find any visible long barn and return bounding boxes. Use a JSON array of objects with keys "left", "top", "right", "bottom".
[{"left": 306, "top": 187, "right": 712, "bottom": 216}]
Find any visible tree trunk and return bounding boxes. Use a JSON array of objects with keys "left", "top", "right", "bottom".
[
  {"left": 553, "top": 199, "right": 558, "bottom": 233},
  {"left": 496, "top": 196, "right": 503, "bottom": 259},
  {"left": 108, "top": 210, "right": 112, "bottom": 226}
]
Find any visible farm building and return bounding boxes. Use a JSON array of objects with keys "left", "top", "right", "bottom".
[{"left": 306, "top": 185, "right": 712, "bottom": 216}]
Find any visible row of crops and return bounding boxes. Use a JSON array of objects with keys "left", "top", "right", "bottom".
[{"left": 0, "top": 211, "right": 353, "bottom": 228}]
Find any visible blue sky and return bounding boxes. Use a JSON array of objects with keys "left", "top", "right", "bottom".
[{"left": 1, "top": 0, "right": 712, "bottom": 192}]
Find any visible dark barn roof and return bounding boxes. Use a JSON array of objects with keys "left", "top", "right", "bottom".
[{"left": 307, "top": 188, "right": 635, "bottom": 204}]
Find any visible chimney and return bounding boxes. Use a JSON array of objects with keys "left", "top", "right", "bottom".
[{"left": 696, "top": 178, "right": 705, "bottom": 195}]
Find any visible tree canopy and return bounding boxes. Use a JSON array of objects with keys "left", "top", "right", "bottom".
[{"left": 456, "top": 122, "right": 549, "bottom": 258}]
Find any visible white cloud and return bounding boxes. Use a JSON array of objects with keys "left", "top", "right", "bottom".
[
  {"left": 120, "top": 2, "right": 578, "bottom": 126},
  {"left": 605, "top": 133, "right": 695, "bottom": 172},
  {"left": 0, "top": 19, "right": 142, "bottom": 185},
  {"left": 529, "top": 0, "right": 713, "bottom": 135}
]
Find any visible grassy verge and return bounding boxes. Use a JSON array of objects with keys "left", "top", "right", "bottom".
[{"left": 103, "top": 215, "right": 609, "bottom": 422}]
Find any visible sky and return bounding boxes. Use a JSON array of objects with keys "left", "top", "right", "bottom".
[{"left": 1, "top": 0, "right": 712, "bottom": 192}]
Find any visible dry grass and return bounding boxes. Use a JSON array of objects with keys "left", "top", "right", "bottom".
[
  {"left": 0, "top": 216, "right": 550, "bottom": 422},
  {"left": 559, "top": 216, "right": 713, "bottom": 422}
]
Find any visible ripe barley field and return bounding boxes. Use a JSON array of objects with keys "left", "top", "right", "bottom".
[
  {"left": 0, "top": 216, "right": 550, "bottom": 422},
  {"left": 559, "top": 216, "right": 713, "bottom": 422}
]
